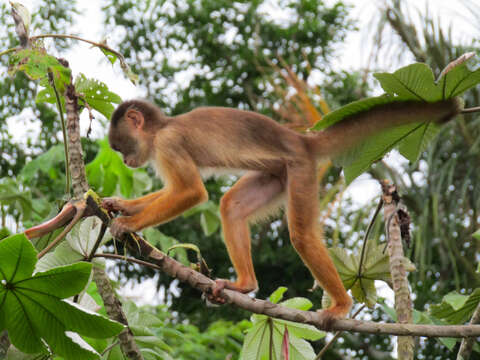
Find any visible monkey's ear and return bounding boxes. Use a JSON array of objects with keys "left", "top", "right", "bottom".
[{"left": 125, "top": 109, "right": 145, "bottom": 129}]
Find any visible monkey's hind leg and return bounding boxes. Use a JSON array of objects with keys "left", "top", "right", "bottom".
[
  {"left": 214, "top": 171, "right": 285, "bottom": 300},
  {"left": 286, "top": 160, "right": 352, "bottom": 321}
]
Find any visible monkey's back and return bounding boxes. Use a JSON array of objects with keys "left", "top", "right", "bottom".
[{"left": 167, "top": 107, "right": 307, "bottom": 173}]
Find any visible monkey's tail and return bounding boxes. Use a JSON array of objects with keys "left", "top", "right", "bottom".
[{"left": 308, "top": 98, "right": 462, "bottom": 159}]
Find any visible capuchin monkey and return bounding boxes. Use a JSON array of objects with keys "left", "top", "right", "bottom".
[{"left": 102, "top": 98, "right": 460, "bottom": 322}]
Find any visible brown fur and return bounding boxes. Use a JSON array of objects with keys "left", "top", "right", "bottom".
[{"left": 104, "top": 98, "right": 461, "bottom": 319}]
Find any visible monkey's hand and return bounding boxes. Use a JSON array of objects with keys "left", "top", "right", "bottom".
[
  {"left": 109, "top": 217, "right": 135, "bottom": 238},
  {"left": 102, "top": 197, "right": 132, "bottom": 215}
]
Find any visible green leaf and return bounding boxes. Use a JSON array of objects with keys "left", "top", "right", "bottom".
[
  {"left": 443, "top": 292, "right": 469, "bottom": 311},
  {"left": 351, "top": 278, "right": 377, "bottom": 308},
  {"left": 20, "top": 145, "right": 65, "bottom": 180},
  {"left": 0, "top": 234, "right": 37, "bottom": 283},
  {"left": 473, "top": 229, "right": 480, "bottom": 241},
  {"left": 328, "top": 245, "right": 398, "bottom": 307},
  {"left": 36, "top": 217, "right": 109, "bottom": 272},
  {"left": 9, "top": 49, "right": 71, "bottom": 90},
  {"left": 272, "top": 319, "right": 324, "bottom": 341},
  {"left": 143, "top": 228, "right": 188, "bottom": 264},
  {"left": 240, "top": 315, "right": 322, "bottom": 360},
  {"left": 374, "top": 63, "right": 442, "bottom": 102},
  {"left": 86, "top": 138, "right": 134, "bottom": 197},
  {"left": 341, "top": 122, "right": 421, "bottom": 184},
  {"left": 413, "top": 310, "right": 457, "bottom": 350},
  {"left": 0, "top": 180, "right": 33, "bottom": 223},
  {"left": 0, "top": 235, "right": 124, "bottom": 359},
  {"left": 280, "top": 297, "right": 313, "bottom": 311},
  {"left": 310, "top": 59, "right": 470, "bottom": 183},
  {"left": 200, "top": 210, "right": 220, "bottom": 236},
  {"left": 22, "top": 263, "right": 91, "bottom": 298},
  {"left": 437, "top": 59, "right": 480, "bottom": 98},
  {"left": 311, "top": 95, "right": 399, "bottom": 131},
  {"left": 430, "top": 289, "right": 480, "bottom": 324},
  {"left": 269, "top": 287, "right": 288, "bottom": 304},
  {"left": 398, "top": 122, "right": 441, "bottom": 162},
  {"left": 75, "top": 73, "right": 122, "bottom": 119},
  {"left": 99, "top": 47, "right": 118, "bottom": 65}
]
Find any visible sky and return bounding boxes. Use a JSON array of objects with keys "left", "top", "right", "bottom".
[{"left": 6, "top": 0, "right": 478, "bottom": 304}]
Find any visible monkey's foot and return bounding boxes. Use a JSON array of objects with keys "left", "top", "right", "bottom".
[
  {"left": 207, "top": 279, "right": 258, "bottom": 304},
  {"left": 317, "top": 301, "right": 352, "bottom": 330}
]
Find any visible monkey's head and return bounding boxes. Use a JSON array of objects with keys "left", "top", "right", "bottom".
[{"left": 109, "top": 100, "right": 164, "bottom": 168}]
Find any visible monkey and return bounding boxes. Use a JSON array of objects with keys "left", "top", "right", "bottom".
[{"left": 102, "top": 97, "right": 461, "bottom": 321}]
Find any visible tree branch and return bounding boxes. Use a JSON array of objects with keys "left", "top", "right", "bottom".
[
  {"left": 85, "top": 198, "right": 480, "bottom": 338},
  {"left": 457, "top": 301, "right": 480, "bottom": 359},
  {"left": 381, "top": 180, "right": 414, "bottom": 359}
]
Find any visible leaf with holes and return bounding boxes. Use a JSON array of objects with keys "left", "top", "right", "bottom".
[
  {"left": 9, "top": 49, "right": 71, "bottom": 89},
  {"left": 75, "top": 74, "right": 122, "bottom": 119},
  {"left": 0, "top": 234, "right": 124, "bottom": 359}
]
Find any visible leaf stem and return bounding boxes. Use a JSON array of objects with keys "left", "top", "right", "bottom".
[
  {"left": 357, "top": 198, "right": 384, "bottom": 279},
  {"left": 0, "top": 47, "right": 18, "bottom": 57},
  {"left": 37, "top": 204, "right": 86, "bottom": 259},
  {"left": 94, "top": 253, "right": 163, "bottom": 270},
  {"left": 48, "top": 70, "right": 70, "bottom": 195},
  {"left": 30, "top": 34, "right": 126, "bottom": 64}
]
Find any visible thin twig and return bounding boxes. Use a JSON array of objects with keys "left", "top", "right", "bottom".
[
  {"left": 94, "top": 253, "right": 162, "bottom": 271},
  {"left": 37, "top": 205, "right": 86, "bottom": 259},
  {"left": 101, "top": 341, "right": 121, "bottom": 357},
  {"left": 461, "top": 106, "right": 480, "bottom": 114},
  {"left": 48, "top": 70, "right": 70, "bottom": 195},
  {"left": 86, "top": 223, "right": 108, "bottom": 262},
  {"left": 315, "top": 305, "right": 366, "bottom": 359}
]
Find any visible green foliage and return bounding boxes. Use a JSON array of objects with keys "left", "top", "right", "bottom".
[
  {"left": 0, "top": 234, "right": 123, "bottom": 359},
  {"left": 429, "top": 289, "right": 480, "bottom": 324},
  {"left": 312, "top": 59, "right": 480, "bottom": 183},
  {"left": 143, "top": 228, "right": 189, "bottom": 265},
  {"left": 36, "top": 217, "right": 111, "bottom": 272},
  {"left": 74, "top": 73, "right": 122, "bottom": 119},
  {"left": 183, "top": 200, "right": 221, "bottom": 236},
  {"left": 86, "top": 138, "right": 134, "bottom": 197},
  {"left": 8, "top": 48, "right": 71, "bottom": 89},
  {"left": 328, "top": 244, "right": 414, "bottom": 308},
  {"left": 240, "top": 288, "right": 325, "bottom": 360},
  {"left": 20, "top": 144, "right": 65, "bottom": 180},
  {"left": 0, "top": 178, "right": 33, "bottom": 222}
]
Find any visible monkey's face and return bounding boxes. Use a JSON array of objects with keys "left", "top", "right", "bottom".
[{"left": 108, "top": 119, "right": 151, "bottom": 168}]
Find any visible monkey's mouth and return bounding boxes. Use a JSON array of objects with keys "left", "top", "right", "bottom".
[{"left": 124, "top": 158, "right": 138, "bottom": 168}]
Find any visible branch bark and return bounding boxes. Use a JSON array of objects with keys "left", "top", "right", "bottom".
[
  {"left": 84, "top": 198, "right": 480, "bottom": 338},
  {"left": 381, "top": 180, "right": 414, "bottom": 359},
  {"left": 457, "top": 301, "right": 480, "bottom": 360},
  {"left": 64, "top": 79, "right": 143, "bottom": 360}
]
